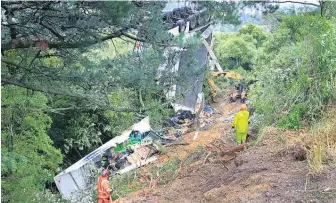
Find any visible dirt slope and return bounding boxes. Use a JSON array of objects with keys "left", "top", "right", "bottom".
[
  {"left": 122, "top": 99, "right": 336, "bottom": 203},
  {"left": 155, "top": 100, "right": 239, "bottom": 164}
]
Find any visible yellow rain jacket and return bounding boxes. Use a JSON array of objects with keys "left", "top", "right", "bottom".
[{"left": 232, "top": 110, "right": 249, "bottom": 134}]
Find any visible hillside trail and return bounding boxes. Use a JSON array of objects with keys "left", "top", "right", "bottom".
[{"left": 121, "top": 95, "right": 336, "bottom": 203}]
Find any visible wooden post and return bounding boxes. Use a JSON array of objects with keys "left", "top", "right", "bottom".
[{"left": 203, "top": 39, "right": 223, "bottom": 72}]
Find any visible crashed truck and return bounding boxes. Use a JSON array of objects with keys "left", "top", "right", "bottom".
[
  {"left": 54, "top": 2, "right": 215, "bottom": 202},
  {"left": 54, "top": 117, "right": 169, "bottom": 202}
]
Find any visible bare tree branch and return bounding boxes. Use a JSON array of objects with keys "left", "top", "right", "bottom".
[
  {"left": 121, "top": 31, "right": 146, "bottom": 42},
  {"left": 39, "top": 20, "right": 65, "bottom": 40},
  {"left": 1, "top": 103, "right": 139, "bottom": 114},
  {"left": 111, "top": 39, "right": 120, "bottom": 56},
  {"left": 274, "top": 1, "right": 319, "bottom": 7},
  {"left": 118, "top": 36, "right": 136, "bottom": 44},
  {"left": 28, "top": 50, "right": 41, "bottom": 69},
  {"left": 252, "top": 0, "right": 320, "bottom": 7}
]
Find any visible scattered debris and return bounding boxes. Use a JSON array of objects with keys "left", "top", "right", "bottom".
[
  {"left": 193, "top": 130, "right": 199, "bottom": 140},
  {"left": 224, "top": 115, "right": 234, "bottom": 123},
  {"left": 203, "top": 105, "right": 215, "bottom": 115},
  {"left": 165, "top": 142, "right": 190, "bottom": 147},
  {"left": 127, "top": 146, "right": 155, "bottom": 165},
  {"left": 205, "top": 139, "right": 248, "bottom": 156},
  {"left": 163, "top": 110, "right": 196, "bottom": 137},
  {"left": 199, "top": 107, "right": 215, "bottom": 128},
  {"left": 219, "top": 143, "right": 248, "bottom": 156},
  {"left": 162, "top": 106, "right": 216, "bottom": 140},
  {"left": 203, "top": 152, "right": 212, "bottom": 164}
]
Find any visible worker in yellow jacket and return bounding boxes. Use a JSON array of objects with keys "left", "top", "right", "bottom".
[{"left": 232, "top": 104, "right": 250, "bottom": 145}]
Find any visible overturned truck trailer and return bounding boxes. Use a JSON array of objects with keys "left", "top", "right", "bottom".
[
  {"left": 54, "top": 117, "right": 158, "bottom": 202},
  {"left": 167, "top": 27, "right": 213, "bottom": 113},
  {"left": 159, "top": 2, "right": 214, "bottom": 113}
]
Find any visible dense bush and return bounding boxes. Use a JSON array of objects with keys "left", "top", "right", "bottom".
[
  {"left": 248, "top": 15, "right": 336, "bottom": 130},
  {"left": 215, "top": 24, "right": 268, "bottom": 70}
]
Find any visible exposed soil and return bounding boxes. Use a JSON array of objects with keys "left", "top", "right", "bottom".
[
  {"left": 121, "top": 96, "right": 336, "bottom": 203},
  {"left": 156, "top": 99, "right": 239, "bottom": 164}
]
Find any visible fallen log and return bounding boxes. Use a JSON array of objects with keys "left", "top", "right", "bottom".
[
  {"left": 189, "top": 160, "right": 203, "bottom": 167},
  {"left": 219, "top": 143, "right": 248, "bottom": 156},
  {"left": 165, "top": 142, "right": 190, "bottom": 147}
]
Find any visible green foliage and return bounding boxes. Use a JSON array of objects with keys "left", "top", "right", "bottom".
[
  {"left": 199, "top": 1, "right": 240, "bottom": 25},
  {"left": 215, "top": 32, "right": 257, "bottom": 70},
  {"left": 1, "top": 85, "right": 63, "bottom": 203},
  {"left": 238, "top": 23, "right": 268, "bottom": 46},
  {"left": 248, "top": 15, "right": 336, "bottom": 130},
  {"left": 109, "top": 158, "right": 180, "bottom": 198},
  {"left": 214, "top": 24, "right": 269, "bottom": 70},
  {"left": 49, "top": 89, "right": 136, "bottom": 164},
  {"left": 278, "top": 104, "right": 307, "bottom": 129},
  {"left": 110, "top": 172, "right": 143, "bottom": 197},
  {"left": 324, "top": 1, "right": 336, "bottom": 19},
  {"left": 153, "top": 140, "right": 166, "bottom": 154},
  {"left": 88, "top": 38, "right": 134, "bottom": 60},
  {"left": 149, "top": 158, "right": 180, "bottom": 185}
]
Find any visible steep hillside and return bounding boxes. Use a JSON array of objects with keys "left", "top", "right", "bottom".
[{"left": 120, "top": 98, "right": 336, "bottom": 203}]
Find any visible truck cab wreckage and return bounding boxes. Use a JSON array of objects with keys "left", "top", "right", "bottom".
[{"left": 54, "top": 2, "right": 218, "bottom": 202}]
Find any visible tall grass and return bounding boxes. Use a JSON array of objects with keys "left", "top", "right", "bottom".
[
  {"left": 108, "top": 148, "right": 206, "bottom": 200},
  {"left": 307, "top": 108, "right": 336, "bottom": 174}
]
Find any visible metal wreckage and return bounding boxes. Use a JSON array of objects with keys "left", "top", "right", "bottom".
[{"left": 54, "top": 2, "right": 219, "bottom": 202}]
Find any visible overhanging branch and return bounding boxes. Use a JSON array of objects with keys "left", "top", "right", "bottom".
[
  {"left": 252, "top": 0, "right": 320, "bottom": 7},
  {"left": 2, "top": 29, "right": 155, "bottom": 51},
  {"left": 1, "top": 75, "right": 204, "bottom": 114},
  {"left": 1, "top": 77, "right": 141, "bottom": 113},
  {"left": 274, "top": 1, "right": 319, "bottom": 7},
  {"left": 2, "top": 58, "right": 33, "bottom": 72},
  {"left": 1, "top": 104, "right": 138, "bottom": 113},
  {"left": 40, "top": 21, "right": 65, "bottom": 40},
  {"left": 1, "top": 77, "right": 85, "bottom": 98},
  {"left": 121, "top": 31, "right": 146, "bottom": 42},
  {"left": 2, "top": 30, "right": 124, "bottom": 51}
]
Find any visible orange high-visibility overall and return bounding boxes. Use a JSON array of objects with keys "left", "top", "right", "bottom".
[{"left": 97, "top": 176, "right": 111, "bottom": 203}]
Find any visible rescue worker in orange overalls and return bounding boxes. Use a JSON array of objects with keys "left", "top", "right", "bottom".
[
  {"left": 240, "top": 90, "right": 247, "bottom": 103},
  {"left": 98, "top": 169, "right": 113, "bottom": 203},
  {"left": 229, "top": 88, "right": 237, "bottom": 103}
]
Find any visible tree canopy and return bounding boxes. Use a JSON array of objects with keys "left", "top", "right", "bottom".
[{"left": 1, "top": 1, "right": 174, "bottom": 112}]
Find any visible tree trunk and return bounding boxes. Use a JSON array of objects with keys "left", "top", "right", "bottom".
[
  {"left": 139, "top": 88, "right": 145, "bottom": 108},
  {"left": 319, "top": 0, "right": 325, "bottom": 17}
]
